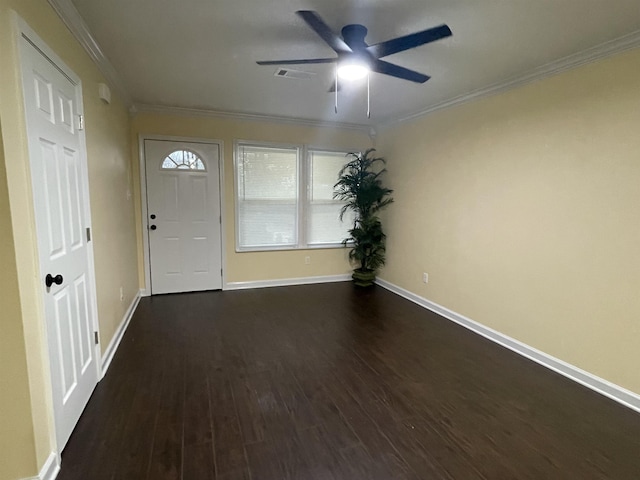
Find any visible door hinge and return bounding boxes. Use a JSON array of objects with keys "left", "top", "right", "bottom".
[
  {"left": 86, "top": 227, "right": 91, "bottom": 242},
  {"left": 94, "top": 331, "right": 99, "bottom": 345},
  {"left": 78, "top": 114, "right": 84, "bottom": 131}
]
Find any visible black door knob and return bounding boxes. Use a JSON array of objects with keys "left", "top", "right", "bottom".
[
  {"left": 45, "top": 274, "right": 63, "bottom": 288},
  {"left": 150, "top": 214, "right": 156, "bottom": 219},
  {"left": 150, "top": 225, "right": 157, "bottom": 230}
]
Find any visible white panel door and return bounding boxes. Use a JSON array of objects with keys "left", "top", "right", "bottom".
[
  {"left": 20, "top": 36, "right": 98, "bottom": 449},
  {"left": 145, "top": 140, "right": 222, "bottom": 294}
]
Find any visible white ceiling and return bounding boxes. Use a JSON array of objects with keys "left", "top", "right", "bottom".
[{"left": 67, "top": 0, "right": 640, "bottom": 127}]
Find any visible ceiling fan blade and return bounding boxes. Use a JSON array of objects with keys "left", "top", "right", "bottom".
[
  {"left": 256, "top": 58, "right": 336, "bottom": 65},
  {"left": 296, "top": 10, "right": 351, "bottom": 54},
  {"left": 367, "top": 24, "right": 452, "bottom": 58},
  {"left": 372, "top": 60, "right": 430, "bottom": 83}
]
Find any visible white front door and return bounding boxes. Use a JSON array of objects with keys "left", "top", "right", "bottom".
[
  {"left": 144, "top": 139, "right": 222, "bottom": 294},
  {"left": 19, "top": 33, "right": 99, "bottom": 449}
]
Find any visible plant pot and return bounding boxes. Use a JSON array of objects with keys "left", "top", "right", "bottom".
[{"left": 352, "top": 268, "right": 376, "bottom": 287}]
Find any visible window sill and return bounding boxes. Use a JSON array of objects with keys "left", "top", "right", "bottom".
[{"left": 235, "top": 243, "right": 348, "bottom": 253}]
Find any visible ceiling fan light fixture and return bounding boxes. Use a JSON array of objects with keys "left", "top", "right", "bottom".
[{"left": 337, "top": 61, "right": 369, "bottom": 81}]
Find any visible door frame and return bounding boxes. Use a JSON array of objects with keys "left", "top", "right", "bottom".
[
  {"left": 16, "top": 15, "right": 103, "bottom": 450},
  {"left": 138, "top": 134, "right": 227, "bottom": 295}
]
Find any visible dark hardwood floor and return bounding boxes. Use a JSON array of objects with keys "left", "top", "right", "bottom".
[{"left": 58, "top": 283, "right": 640, "bottom": 479}]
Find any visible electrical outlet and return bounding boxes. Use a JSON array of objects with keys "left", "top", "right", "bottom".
[
  {"left": 119, "top": 287, "right": 124, "bottom": 302},
  {"left": 422, "top": 273, "right": 429, "bottom": 284},
  {"left": 304, "top": 256, "right": 311, "bottom": 265}
]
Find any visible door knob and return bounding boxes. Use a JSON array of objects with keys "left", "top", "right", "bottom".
[
  {"left": 45, "top": 274, "right": 63, "bottom": 288},
  {"left": 150, "top": 225, "right": 157, "bottom": 230},
  {"left": 150, "top": 214, "right": 156, "bottom": 219}
]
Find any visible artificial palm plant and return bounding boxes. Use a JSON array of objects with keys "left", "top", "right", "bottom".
[{"left": 334, "top": 148, "right": 394, "bottom": 286}]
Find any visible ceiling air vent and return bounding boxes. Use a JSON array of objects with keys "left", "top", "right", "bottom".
[{"left": 274, "top": 68, "right": 316, "bottom": 80}]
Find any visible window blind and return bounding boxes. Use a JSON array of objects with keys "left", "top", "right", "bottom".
[
  {"left": 307, "top": 150, "right": 354, "bottom": 245},
  {"left": 235, "top": 142, "right": 355, "bottom": 251},
  {"left": 236, "top": 145, "right": 298, "bottom": 248}
]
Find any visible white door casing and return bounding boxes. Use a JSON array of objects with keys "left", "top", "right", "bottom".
[
  {"left": 144, "top": 139, "right": 223, "bottom": 294},
  {"left": 19, "top": 32, "right": 99, "bottom": 450}
]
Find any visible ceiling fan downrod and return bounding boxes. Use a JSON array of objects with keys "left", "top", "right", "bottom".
[
  {"left": 335, "top": 65, "right": 338, "bottom": 114},
  {"left": 367, "top": 73, "right": 370, "bottom": 119},
  {"left": 334, "top": 64, "right": 372, "bottom": 119}
]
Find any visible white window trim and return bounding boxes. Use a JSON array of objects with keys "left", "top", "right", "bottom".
[
  {"left": 160, "top": 148, "right": 207, "bottom": 171},
  {"left": 234, "top": 140, "right": 359, "bottom": 252}
]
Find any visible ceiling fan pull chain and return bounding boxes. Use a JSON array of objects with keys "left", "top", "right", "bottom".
[
  {"left": 335, "top": 65, "right": 339, "bottom": 114},
  {"left": 367, "top": 73, "right": 371, "bottom": 119}
]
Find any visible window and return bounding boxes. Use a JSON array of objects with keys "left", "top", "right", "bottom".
[
  {"left": 235, "top": 142, "right": 355, "bottom": 251},
  {"left": 307, "top": 150, "right": 355, "bottom": 246},
  {"left": 161, "top": 149, "right": 206, "bottom": 170},
  {"left": 236, "top": 144, "right": 299, "bottom": 249}
]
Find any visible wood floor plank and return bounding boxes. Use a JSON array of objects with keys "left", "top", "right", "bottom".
[
  {"left": 336, "top": 444, "right": 391, "bottom": 480},
  {"left": 147, "top": 354, "right": 185, "bottom": 480},
  {"left": 230, "top": 374, "right": 267, "bottom": 445},
  {"left": 294, "top": 426, "right": 344, "bottom": 480},
  {"left": 59, "top": 373, "right": 138, "bottom": 480},
  {"left": 268, "top": 365, "right": 319, "bottom": 430},
  {"left": 147, "top": 420, "right": 183, "bottom": 480},
  {"left": 112, "top": 368, "right": 164, "bottom": 480},
  {"left": 244, "top": 440, "right": 285, "bottom": 480},
  {"left": 208, "top": 372, "right": 247, "bottom": 476},
  {"left": 323, "top": 372, "right": 418, "bottom": 478},
  {"left": 56, "top": 284, "right": 640, "bottom": 480},
  {"left": 216, "top": 469, "right": 251, "bottom": 480},
  {"left": 184, "top": 363, "right": 213, "bottom": 447},
  {"left": 183, "top": 441, "right": 216, "bottom": 480},
  {"left": 289, "top": 362, "right": 362, "bottom": 451}
]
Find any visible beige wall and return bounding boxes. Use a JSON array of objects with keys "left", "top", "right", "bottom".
[
  {"left": 131, "top": 113, "right": 372, "bottom": 285},
  {"left": 378, "top": 47, "right": 640, "bottom": 395},
  {"left": 86, "top": 84, "right": 138, "bottom": 351},
  {"left": 0, "top": 118, "right": 38, "bottom": 479},
  {"left": 0, "top": 0, "right": 138, "bottom": 476}
]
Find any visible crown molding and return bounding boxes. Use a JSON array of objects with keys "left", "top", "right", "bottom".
[
  {"left": 133, "top": 103, "right": 371, "bottom": 132},
  {"left": 47, "top": 0, "right": 133, "bottom": 106},
  {"left": 380, "top": 29, "right": 640, "bottom": 129}
]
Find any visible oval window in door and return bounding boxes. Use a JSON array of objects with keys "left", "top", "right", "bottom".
[{"left": 161, "top": 149, "right": 206, "bottom": 171}]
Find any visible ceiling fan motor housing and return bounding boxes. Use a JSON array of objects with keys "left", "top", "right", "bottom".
[{"left": 341, "top": 24, "right": 369, "bottom": 49}]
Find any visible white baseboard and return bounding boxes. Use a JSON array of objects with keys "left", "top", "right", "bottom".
[
  {"left": 100, "top": 289, "right": 142, "bottom": 377},
  {"left": 39, "top": 451, "right": 60, "bottom": 480},
  {"left": 376, "top": 278, "right": 640, "bottom": 414},
  {"left": 224, "top": 274, "right": 351, "bottom": 291},
  {"left": 21, "top": 451, "right": 60, "bottom": 480}
]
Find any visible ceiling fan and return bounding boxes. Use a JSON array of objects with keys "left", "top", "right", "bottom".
[{"left": 257, "top": 10, "right": 452, "bottom": 92}]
